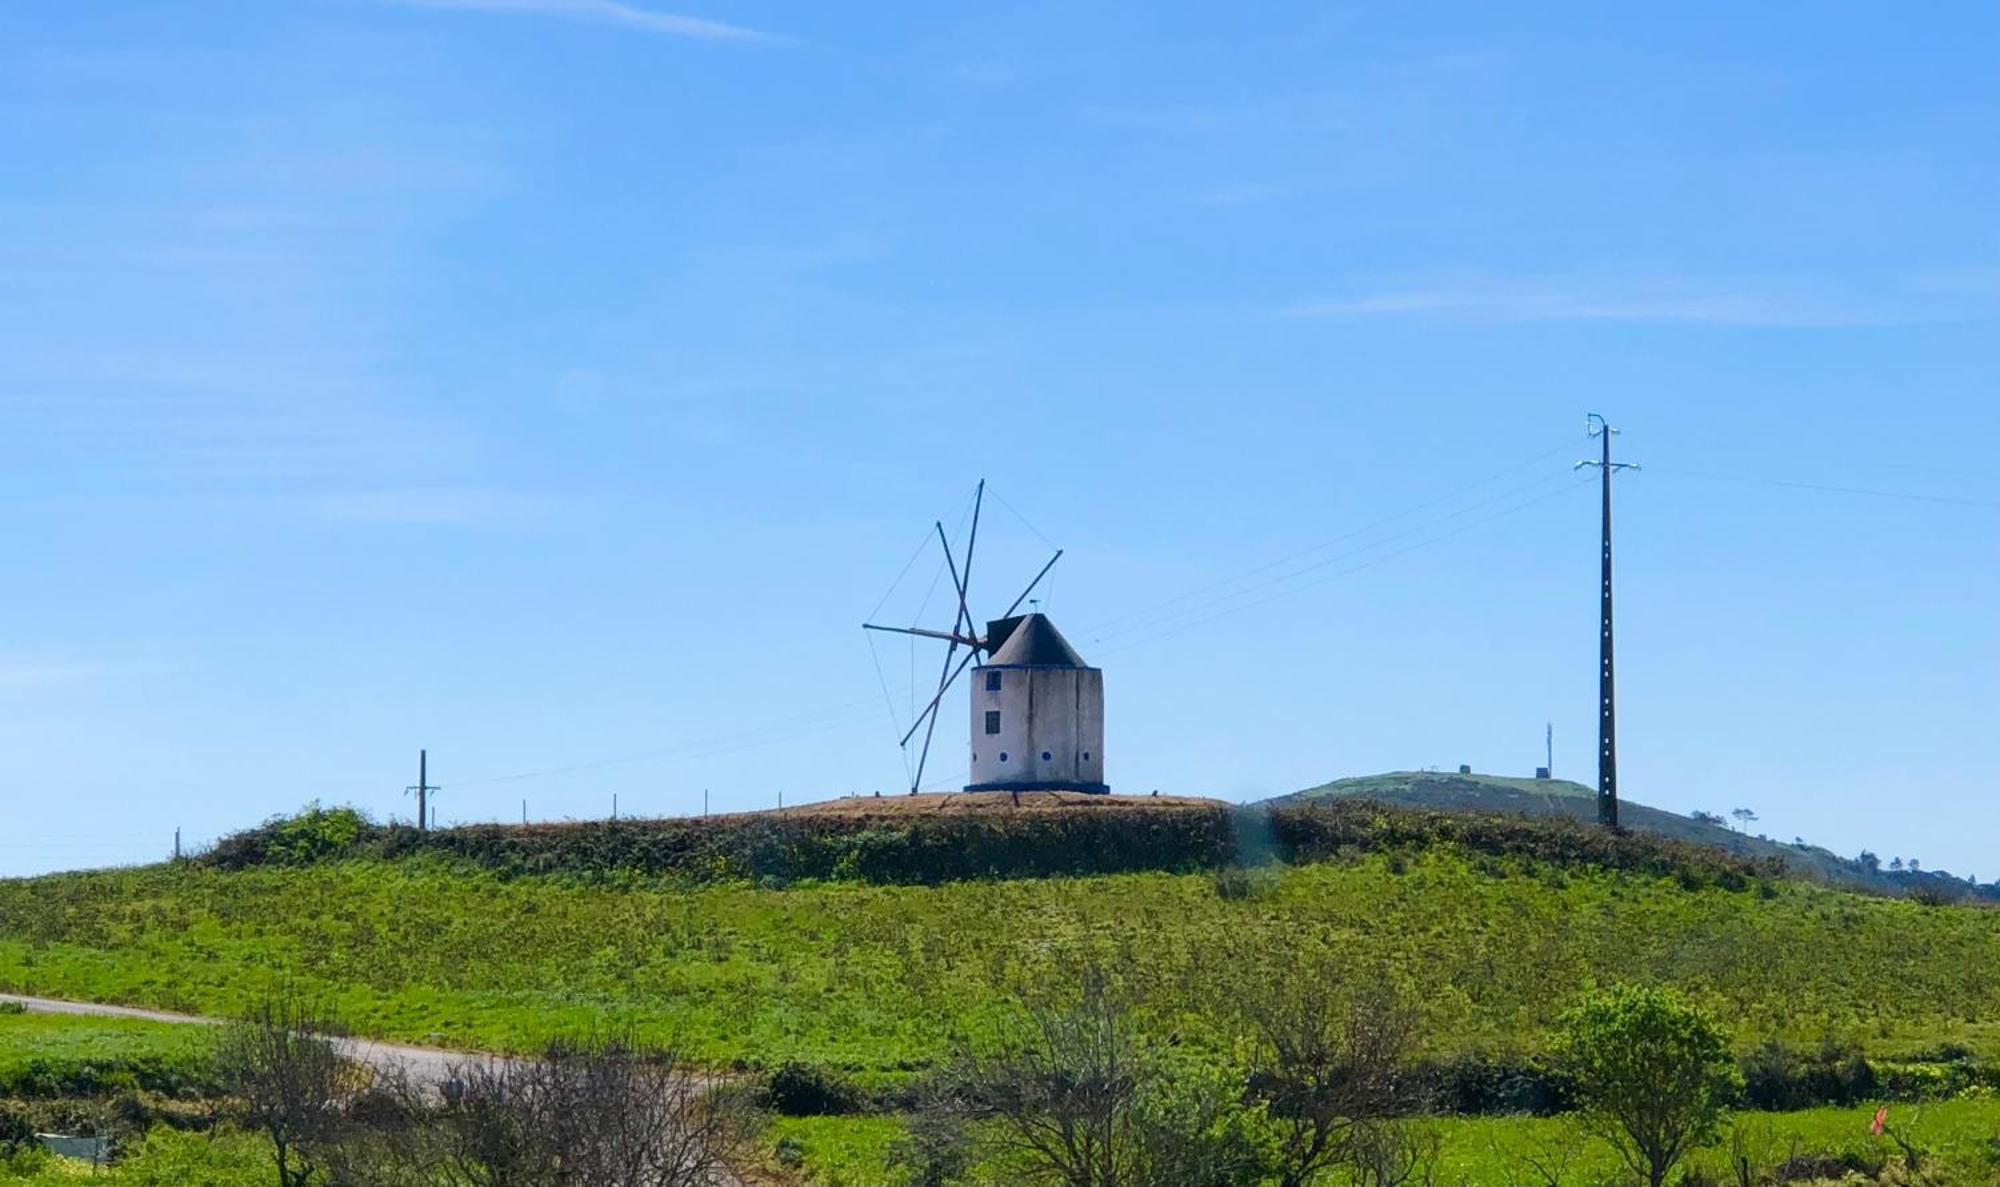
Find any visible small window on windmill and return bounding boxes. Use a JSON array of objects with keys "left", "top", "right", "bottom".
[
  {"left": 985, "top": 670, "right": 1002, "bottom": 692},
  {"left": 985, "top": 710, "right": 1002, "bottom": 735}
]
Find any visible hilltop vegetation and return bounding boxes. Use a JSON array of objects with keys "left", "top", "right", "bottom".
[
  {"left": 1281, "top": 771, "right": 2000, "bottom": 902},
  {"left": 196, "top": 794, "right": 1783, "bottom": 895}
]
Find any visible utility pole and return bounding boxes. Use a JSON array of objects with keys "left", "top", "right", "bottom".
[
  {"left": 407, "top": 749, "right": 440, "bottom": 833},
  {"left": 173, "top": 828, "right": 181, "bottom": 862},
  {"left": 1545, "top": 722, "right": 1553, "bottom": 777},
  {"left": 1576, "top": 415, "right": 1638, "bottom": 829}
]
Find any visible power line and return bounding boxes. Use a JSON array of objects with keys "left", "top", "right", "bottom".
[
  {"left": 1646, "top": 467, "right": 2000, "bottom": 509},
  {"left": 403, "top": 460, "right": 1603, "bottom": 795},
  {"left": 1086, "top": 468, "right": 1582, "bottom": 648},
  {"left": 1076, "top": 436, "right": 1583, "bottom": 645},
  {"left": 1097, "top": 475, "right": 1595, "bottom": 658}
]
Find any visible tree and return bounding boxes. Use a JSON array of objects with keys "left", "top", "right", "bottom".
[
  {"left": 1729, "top": 809, "right": 1758, "bottom": 833},
  {"left": 1689, "top": 811, "right": 1725, "bottom": 827},
  {"left": 920, "top": 969, "right": 1259, "bottom": 1187},
  {"left": 1857, "top": 850, "right": 1881, "bottom": 873},
  {"left": 216, "top": 996, "right": 351, "bottom": 1187},
  {"left": 1557, "top": 985, "right": 1739, "bottom": 1187},
  {"left": 1235, "top": 960, "right": 1416, "bottom": 1187},
  {"left": 352, "top": 1033, "right": 752, "bottom": 1187}
]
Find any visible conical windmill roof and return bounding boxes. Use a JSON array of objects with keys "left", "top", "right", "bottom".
[{"left": 984, "top": 613, "right": 1090, "bottom": 667}]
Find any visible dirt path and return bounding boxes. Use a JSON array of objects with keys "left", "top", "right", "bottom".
[
  {"left": 2, "top": 992, "right": 764, "bottom": 1183},
  {"left": 2, "top": 992, "right": 494, "bottom": 1087}
]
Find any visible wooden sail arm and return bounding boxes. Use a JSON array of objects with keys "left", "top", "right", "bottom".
[{"left": 862, "top": 622, "right": 986, "bottom": 650}]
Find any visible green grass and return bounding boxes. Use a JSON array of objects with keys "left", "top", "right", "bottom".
[
  {"left": 765, "top": 1101, "right": 2000, "bottom": 1186},
  {"left": 0, "top": 1013, "right": 217, "bottom": 1099},
  {"left": 4, "top": 850, "right": 2000, "bottom": 1078},
  {"left": 1282, "top": 770, "right": 1990, "bottom": 902},
  {"left": 0, "top": 1126, "right": 267, "bottom": 1185},
  {"left": 767, "top": 1114, "right": 908, "bottom": 1187}
]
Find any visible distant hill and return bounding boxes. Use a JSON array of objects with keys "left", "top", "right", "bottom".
[{"left": 1270, "top": 770, "right": 1997, "bottom": 902}]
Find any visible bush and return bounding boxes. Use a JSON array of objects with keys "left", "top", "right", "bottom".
[
  {"left": 760, "top": 1061, "right": 864, "bottom": 1116},
  {"left": 0, "top": 1104, "right": 32, "bottom": 1153},
  {"left": 1558, "top": 984, "right": 1740, "bottom": 1187},
  {"left": 1417, "top": 1053, "right": 1571, "bottom": 1116},
  {"left": 1739, "top": 1038, "right": 1876, "bottom": 1111},
  {"left": 208, "top": 804, "right": 369, "bottom": 867}
]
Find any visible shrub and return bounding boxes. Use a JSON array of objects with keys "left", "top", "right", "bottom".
[
  {"left": 1417, "top": 1053, "right": 1571, "bottom": 1116},
  {"left": 1558, "top": 983, "right": 1740, "bottom": 1187},
  {"left": 760, "top": 1061, "right": 864, "bottom": 1116},
  {"left": 0, "top": 1104, "right": 32, "bottom": 1153},
  {"left": 1739, "top": 1038, "right": 1876, "bottom": 1111}
]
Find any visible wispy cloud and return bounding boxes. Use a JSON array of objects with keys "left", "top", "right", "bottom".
[
  {"left": 392, "top": 0, "right": 788, "bottom": 44},
  {"left": 306, "top": 487, "right": 559, "bottom": 528},
  {"left": 0, "top": 660, "right": 117, "bottom": 691},
  {"left": 1283, "top": 276, "right": 1921, "bottom": 328}
]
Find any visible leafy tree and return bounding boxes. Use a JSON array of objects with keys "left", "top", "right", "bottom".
[
  {"left": 1857, "top": 850, "right": 1881, "bottom": 873},
  {"left": 1730, "top": 808, "right": 1758, "bottom": 832},
  {"left": 1557, "top": 984, "right": 1739, "bottom": 1187}
]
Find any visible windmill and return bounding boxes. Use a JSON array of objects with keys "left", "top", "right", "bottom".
[{"left": 864, "top": 481, "right": 1103, "bottom": 795}]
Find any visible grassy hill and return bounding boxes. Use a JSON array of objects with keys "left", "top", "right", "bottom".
[
  {"left": 10, "top": 798, "right": 2000, "bottom": 1184},
  {"left": 5, "top": 825, "right": 2000, "bottom": 1074},
  {"left": 1276, "top": 770, "right": 1996, "bottom": 901}
]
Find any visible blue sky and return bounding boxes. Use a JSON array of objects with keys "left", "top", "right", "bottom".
[{"left": 1, "top": 2, "right": 1994, "bottom": 878}]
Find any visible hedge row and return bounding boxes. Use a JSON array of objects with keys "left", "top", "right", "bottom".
[{"left": 202, "top": 797, "right": 1785, "bottom": 891}]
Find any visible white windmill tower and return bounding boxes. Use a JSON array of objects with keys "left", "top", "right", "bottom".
[{"left": 864, "top": 482, "right": 1107, "bottom": 795}]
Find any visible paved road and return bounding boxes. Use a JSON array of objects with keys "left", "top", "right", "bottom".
[{"left": 1, "top": 992, "right": 486, "bottom": 1087}]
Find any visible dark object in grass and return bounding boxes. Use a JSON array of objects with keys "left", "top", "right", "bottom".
[{"left": 759, "top": 1060, "right": 864, "bottom": 1116}]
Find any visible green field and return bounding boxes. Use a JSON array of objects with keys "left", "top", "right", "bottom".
[
  {"left": 1281, "top": 771, "right": 1990, "bottom": 900},
  {"left": 0, "top": 1011, "right": 217, "bottom": 1100},
  {"left": 4, "top": 849, "right": 2000, "bottom": 1075},
  {"left": 9, "top": 818, "right": 2000, "bottom": 1184},
  {"left": 770, "top": 1101, "right": 2000, "bottom": 1187}
]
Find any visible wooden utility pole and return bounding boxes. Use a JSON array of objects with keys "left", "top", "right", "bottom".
[
  {"left": 407, "top": 750, "right": 440, "bottom": 833},
  {"left": 1577, "top": 416, "right": 1638, "bottom": 828}
]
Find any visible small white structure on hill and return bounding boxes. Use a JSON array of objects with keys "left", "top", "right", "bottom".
[{"left": 966, "top": 613, "right": 1106, "bottom": 794}]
